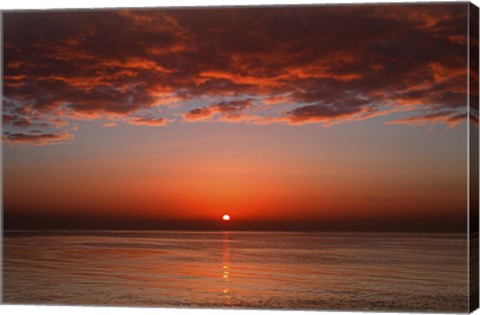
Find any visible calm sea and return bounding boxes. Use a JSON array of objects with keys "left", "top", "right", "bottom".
[{"left": 2, "top": 231, "right": 468, "bottom": 312}]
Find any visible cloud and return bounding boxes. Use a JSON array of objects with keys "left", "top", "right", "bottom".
[
  {"left": 184, "top": 107, "right": 215, "bottom": 121},
  {"left": 2, "top": 131, "right": 73, "bottom": 146},
  {"left": 184, "top": 99, "right": 255, "bottom": 122},
  {"left": 3, "top": 114, "right": 16, "bottom": 125},
  {"left": 3, "top": 4, "right": 469, "bottom": 145},
  {"left": 126, "top": 116, "right": 169, "bottom": 126},
  {"left": 386, "top": 111, "right": 467, "bottom": 128},
  {"left": 103, "top": 122, "right": 118, "bottom": 127},
  {"left": 282, "top": 94, "right": 372, "bottom": 125},
  {"left": 10, "top": 117, "right": 32, "bottom": 128}
]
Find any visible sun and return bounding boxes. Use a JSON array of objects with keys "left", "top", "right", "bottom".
[{"left": 222, "top": 214, "right": 230, "bottom": 221}]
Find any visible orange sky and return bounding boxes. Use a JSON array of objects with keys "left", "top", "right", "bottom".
[{"left": 2, "top": 3, "right": 474, "bottom": 231}]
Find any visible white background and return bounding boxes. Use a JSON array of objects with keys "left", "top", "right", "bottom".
[{"left": 0, "top": 0, "right": 479, "bottom": 315}]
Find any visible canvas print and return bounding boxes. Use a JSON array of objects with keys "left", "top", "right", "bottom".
[{"left": 2, "top": 1, "right": 479, "bottom": 312}]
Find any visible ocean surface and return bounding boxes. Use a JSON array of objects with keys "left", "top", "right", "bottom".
[{"left": 2, "top": 231, "right": 468, "bottom": 312}]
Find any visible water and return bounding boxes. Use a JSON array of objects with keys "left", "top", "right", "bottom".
[{"left": 2, "top": 231, "right": 468, "bottom": 312}]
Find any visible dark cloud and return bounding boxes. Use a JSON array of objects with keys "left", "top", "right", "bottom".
[
  {"left": 215, "top": 99, "right": 254, "bottom": 113},
  {"left": 2, "top": 131, "right": 73, "bottom": 146},
  {"left": 3, "top": 3, "right": 469, "bottom": 144},
  {"left": 11, "top": 118, "right": 32, "bottom": 128},
  {"left": 286, "top": 102, "right": 365, "bottom": 125},
  {"left": 184, "top": 99, "right": 255, "bottom": 121},
  {"left": 3, "top": 114, "right": 15, "bottom": 125},
  {"left": 386, "top": 110, "right": 467, "bottom": 128}
]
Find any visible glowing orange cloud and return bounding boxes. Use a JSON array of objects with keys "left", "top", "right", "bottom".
[{"left": 3, "top": 4, "right": 469, "bottom": 145}]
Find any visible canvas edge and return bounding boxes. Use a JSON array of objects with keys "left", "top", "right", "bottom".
[
  {"left": 469, "top": 1, "right": 479, "bottom": 313},
  {"left": 0, "top": 9, "right": 4, "bottom": 306}
]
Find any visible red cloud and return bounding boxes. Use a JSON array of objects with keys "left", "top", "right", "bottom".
[
  {"left": 184, "top": 99, "right": 255, "bottom": 122},
  {"left": 3, "top": 4, "right": 470, "bottom": 145},
  {"left": 184, "top": 107, "right": 215, "bottom": 121},
  {"left": 126, "top": 116, "right": 169, "bottom": 126}
]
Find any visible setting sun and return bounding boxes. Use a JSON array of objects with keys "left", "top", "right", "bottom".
[{"left": 222, "top": 214, "right": 231, "bottom": 221}]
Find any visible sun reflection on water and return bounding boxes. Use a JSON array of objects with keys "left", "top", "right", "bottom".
[{"left": 222, "top": 231, "right": 231, "bottom": 299}]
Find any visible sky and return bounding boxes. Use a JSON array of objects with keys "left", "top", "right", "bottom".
[{"left": 2, "top": 3, "right": 474, "bottom": 231}]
